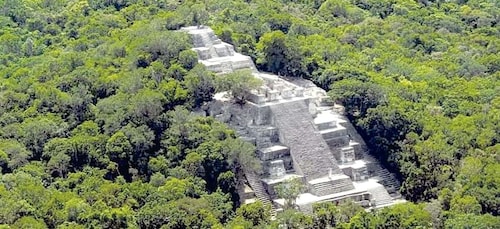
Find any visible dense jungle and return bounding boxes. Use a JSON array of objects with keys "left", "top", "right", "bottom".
[{"left": 0, "top": 0, "right": 498, "bottom": 228}]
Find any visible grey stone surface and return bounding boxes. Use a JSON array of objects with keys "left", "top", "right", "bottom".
[
  {"left": 308, "top": 175, "right": 355, "bottom": 196},
  {"left": 182, "top": 26, "right": 256, "bottom": 74},
  {"left": 340, "top": 146, "right": 355, "bottom": 164},
  {"left": 182, "top": 26, "right": 403, "bottom": 211},
  {"left": 269, "top": 100, "right": 341, "bottom": 180},
  {"left": 269, "top": 160, "right": 286, "bottom": 179},
  {"left": 258, "top": 145, "right": 290, "bottom": 161}
]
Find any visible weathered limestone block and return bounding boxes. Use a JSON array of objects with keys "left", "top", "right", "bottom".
[
  {"left": 208, "top": 100, "right": 223, "bottom": 115},
  {"left": 193, "top": 47, "right": 211, "bottom": 60},
  {"left": 340, "top": 147, "right": 355, "bottom": 164},
  {"left": 250, "top": 94, "right": 266, "bottom": 104},
  {"left": 272, "top": 83, "right": 284, "bottom": 92},
  {"left": 281, "top": 88, "right": 293, "bottom": 99},
  {"left": 212, "top": 38, "right": 222, "bottom": 45},
  {"left": 231, "top": 56, "right": 255, "bottom": 71},
  {"left": 249, "top": 105, "right": 272, "bottom": 126},
  {"left": 214, "top": 44, "right": 233, "bottom": 57},
  {"left": 258, "top": 145, "right": 290, "bottom": 161},
  {"left": 315, "top": 89, "right": 327, "bottom": 97},
  {"left": 269, "top": 160, "right": 286, "bottom": 179},
  {"left": 262, "top": 157, "right": 293, "bottom": 176},
  {"left": 195, "top": 33, "right": 213, "bottom": 47},
  {"left": 257, "top": 86, "right": 268, "bottom": 95},
  {"left": 267, "top": 90, "right": 279, "bottom": 102},
  {"left": 203, "top": 62, "right": 222, "bottom": 72},
  {"left": 265, "top": 80, "right": 275, "bottom": 90},
  {"left": 340, "top": 160, "right": 368, "bottom": 181},
  {"left": 320, "top": 127, "right": 348, "bottom": 140},
  {"left": 208, "top": 32, "right": 221, "bottom": 44},
  {"left": 352, "top": 167, "right": 369, "bottom": 181},
  {"left": 325, "top": 135, "right": 350, "bottom": 150},
  {"left": 191, "top": 34, "right": 205, "bottom": 47},
  {"left": 308, "top": 102, "right": 317, "bottom": 116},
  {"left": 219, "top": 62, "right": 233, "bottom": 74},
  {"left": 251, "top": 126, "right": 279, "bottom": 140},
  {"left": 316, "top": 120, "right": 337, "bottom": 131},
  {"left": 349, "top": 141, "right": 363, "bottom": 159},
  {"left": 294, "top": 88, "right": 304, "bottom": 97}
]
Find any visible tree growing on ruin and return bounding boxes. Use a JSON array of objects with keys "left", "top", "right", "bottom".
[
  {"left": 216, "top": 69, "right": 263, "bottom": 104},
  {"left": 275, "top": 177, "right": 306, "bottom": 209}
]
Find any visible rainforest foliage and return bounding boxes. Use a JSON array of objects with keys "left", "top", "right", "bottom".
[{"left": 0, "top": 0, "right": 498, "bottom": 228}]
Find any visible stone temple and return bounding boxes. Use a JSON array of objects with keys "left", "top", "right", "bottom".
[{"left": 181, "top": 26, "right": 404, "bottom": 213}]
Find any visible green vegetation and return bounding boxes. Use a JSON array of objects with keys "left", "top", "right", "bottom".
[
  {"left": 275, "top": 177, "right": 306, "bottom": 210},
  {"left": 216, "top": 69, "right": 263, "bottom": 104},
  {"left": 0, "top": 0, "right": 498, "bottom": 228}
]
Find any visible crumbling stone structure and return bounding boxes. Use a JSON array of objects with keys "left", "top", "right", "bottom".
[{"left": 182, "top": 26, "right": 404, "bottom": 213}]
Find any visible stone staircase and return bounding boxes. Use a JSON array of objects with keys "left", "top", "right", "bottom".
[
  {"left": 336, "top": 115, "right": 370, "bottom": 153},
  {"left": 369, "top": 185, "right": 394, "bottom": 207},
  {"left": 308, "top": 175, "right": 355, "bottom": 196},
  {"left": 370, "top": 163, "right": 401, "bottom": 195},
  {"left": 269, "top": 100, "right": 341, "bottom": 180},
  {"left": 245, "top": 171, "right": 277, "bottom": 217},
  {"left": 324, "top": 109, "right": 402, "bottom": 196}
]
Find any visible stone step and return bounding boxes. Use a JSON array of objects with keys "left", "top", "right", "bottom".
[
  {"left": 213, "top": 43, "right": 235, "bottom": 57},
  {"left": 244, "top": 171, "right": 277, "bottom": 217},
  {"left": 369, "top": 186, "right": 394, "bottom": 207},
  {"left": 193, "top": 47, "right": 211, "bottom": 60},
  {"left": 200, "top": 54, "right": 256, "bottom": 74},
  {"left": 269, "top": 100, "right": 342, "bottom": 181},
  {"left": 308, "top": 175, "right": 355, "bottom": 196},
  {"left": 315, "top": 121, "right": 337, "bottom": 131},
  {"left": 319, "top": 127, "right": 348, "bottom": 140},
  {"left": 370, "top": 166, "right": 402, "bottom": 195},
  {"left": 209, "top": 46, "right": 219, "bottom": 60},
  {"left": 312, "top": 181, "right": 354, "bottom": 192},
  {"left": 258, "top": 145, "right": 290, "bottom": 161}
]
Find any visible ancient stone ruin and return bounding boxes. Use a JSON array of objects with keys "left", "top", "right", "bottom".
[{"left": 181, "top": 26, "right": 404, "bottom": 213}]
